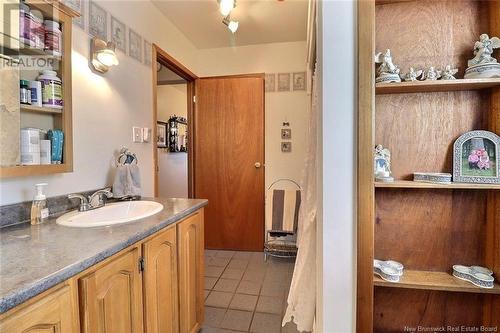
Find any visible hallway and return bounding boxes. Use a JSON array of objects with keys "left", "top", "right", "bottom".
[{"left": 202, "top": 250, "right": 300, "bottom": 333}]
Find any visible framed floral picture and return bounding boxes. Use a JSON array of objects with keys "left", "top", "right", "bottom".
[
  {"left": 157, "top": 122, "right": 167, "bottom": 148},
  {"left": 453, "top": 130, "right": 499, "bottom": 184},
  {"left": 89, "top": 1, "right": 107, "bottom": 40},
  {"left": 111, "top": 16, "right": 126, "bottom": 53},
  {"left": 129, "top": 29, "right": 142, "bottom": 62}
]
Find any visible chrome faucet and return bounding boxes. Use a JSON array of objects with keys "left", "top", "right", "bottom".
[{"left": 68, "top": 188, "right": 113, "bottom": 212}]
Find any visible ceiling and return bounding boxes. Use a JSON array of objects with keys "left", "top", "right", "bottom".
[{"left": 152, "top": 0, "right": 308, "bottom": 49}]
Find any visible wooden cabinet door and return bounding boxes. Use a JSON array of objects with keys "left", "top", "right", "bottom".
[
  {"left": 79, "top": 247, "right": 143, "bottom": 333},
  {"left": 0, "top": 283, "right": 79, "bottom": 333},
  {"left": 177, "top": 210, "right": 205, "bottom": 333},
  {"left": 143, "top": 226, "right": 179, "bottom": 333}
]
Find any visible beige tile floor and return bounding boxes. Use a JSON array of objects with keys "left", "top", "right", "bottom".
[{"left": 201, "top": 250, "right": 302, "bottom": 333}]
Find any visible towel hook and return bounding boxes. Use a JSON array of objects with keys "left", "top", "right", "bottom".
[{"left": 117, "top": 147, "right": 138, "bottom": 165}]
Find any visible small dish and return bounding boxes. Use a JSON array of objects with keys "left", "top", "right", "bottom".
[
  {"left": 374, "top": 259, "right": 404, "bottom": 282},
  {"left": 452, "top": 265, "right": 495, "bottom": 289}
]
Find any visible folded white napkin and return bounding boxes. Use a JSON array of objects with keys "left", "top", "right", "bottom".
[{"left": 112, "top": 164, "right": 141, "bottom": 198}]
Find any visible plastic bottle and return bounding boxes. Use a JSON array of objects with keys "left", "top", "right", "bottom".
[
  {"left": 37, "top": 70, "right": 63, "bottom": 109},
  {"left": 31, "top": 183, "right": 49, "bottom": 225},
  {"left": 43, "top": 20, "right": 62, "bottom": 56}
]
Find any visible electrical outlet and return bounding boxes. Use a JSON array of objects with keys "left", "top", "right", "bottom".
[{"left": 133, "top": 127, "right": 143, "bottom": 143}]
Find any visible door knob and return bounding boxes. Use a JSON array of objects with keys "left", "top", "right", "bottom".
[{"left": 254, "top": 162, "right": 261, "bottom": 169}]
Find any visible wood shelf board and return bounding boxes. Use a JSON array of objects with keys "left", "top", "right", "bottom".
[
  {"left": 21, "top": 105, "right": 62, "bottom": 114},
  {"left": 0, "top": 164, "right": 72, "bottom": 179},
  {"left": 375, "top": 180, "right": 500, "bottom": 190},
  {"left": 1, "top": 45, "right": 62, "bottom": 60},
  {"left": 376, "top": 79, "right": 500, "bottom": 94},
  {"left": 376, "top": 0, "right": 415, "bottom": 5},
  {"left": 374, "top": 270, "right": 500, "bottom": 295}
]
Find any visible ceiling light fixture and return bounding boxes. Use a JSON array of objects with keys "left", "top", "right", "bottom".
[
  {"left": 90, "top": 37, "right": 119, "bottom": 73},
  {"left": 222, "top": 16, "right": 239, "bottom": 33},
  {"left": 219, "top": 0, "right": 235, "bottom": 17}
]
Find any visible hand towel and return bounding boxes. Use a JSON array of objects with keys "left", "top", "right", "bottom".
[
  {"left": 112, "top": 164, "right": 141, "bottom": 198},
  {"left": 266, "top": 189, "right": 301, "bottom": 234}
]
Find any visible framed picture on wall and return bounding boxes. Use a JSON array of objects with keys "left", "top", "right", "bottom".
[
  {"left": 111, "top": 16, "right": 126, "bottom": 52},
  {"left": 129, "top": 29, "right": 143, "bottom": 62},
  {"left": 144, "top": 40, "right": 152, "bottom": 66},
  {"left": 157, "top": 122, "right": 168, "bottom": 148},
  {"left": 293, "top": 72, "right": 306, "bottom": 91},
  {"left": 277, "top": 73, "right": 291, "bottom": 92},
  {"left": 265, "top": 73, "right": 276, "bottom": 92},
  {"left": 89, "top": 1, "right": 107, "bottom": 40}
]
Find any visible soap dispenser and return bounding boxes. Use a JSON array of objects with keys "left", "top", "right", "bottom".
[{"left": 31, "top": 183, "right": 49, "bottom": 225}]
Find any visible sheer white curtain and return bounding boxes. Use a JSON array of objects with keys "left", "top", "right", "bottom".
[{"left": 282, "top": 65, "right": 318, "bottom": 332}]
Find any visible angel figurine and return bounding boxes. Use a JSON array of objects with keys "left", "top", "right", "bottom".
[
  {"left": 465, "top": 34, "right": 500, "bottom": 78},
  {"left": 400, "top": 67, "right": 423, "bottom": 81},
  {"left": 421, "top": 66, "right": 441, "bottom": 81},
  {"left": 374, "top": 49, "right": 401, "bottom": 83},
  {"left": 468, "top": 34, "right": 500, "bottom": 67},
  {"left": 374, "top": 145, "right": 394, "bottom": 182},
  {"left": 441, "top": 65, "right": 458, "bottom": 80}
]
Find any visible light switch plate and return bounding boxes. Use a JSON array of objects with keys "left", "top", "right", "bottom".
[
  {"left": 142, "top": 127, "right": 151, "bottom": 143},
  {"left": 133, "top": 127, "right": 143, "bottom": 143}
]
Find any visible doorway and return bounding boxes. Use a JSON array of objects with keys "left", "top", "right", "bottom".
[{"left": 152, "top": 45, "right": 197, "bottom": 198}]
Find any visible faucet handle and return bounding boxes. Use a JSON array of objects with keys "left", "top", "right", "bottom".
[
  {"left": 68, "top": 193, "right": 90, "bottom": 212},
  {"left": 89, "top": 188, "right": 113, "bottom": 207}
]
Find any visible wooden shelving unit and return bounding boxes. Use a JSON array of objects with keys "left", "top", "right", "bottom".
[
  {"left": 20, "top": 105, "right": 63, "bottom": 114},
  {"left": 375, "top": 180, "right": 500, "bottom": 190},
  {"left": 376, "top": 78, "right": 500, "bottom": 94},
  {"left": 0, "top": 1, "right": 78, "bottom": 179},
  {"left": 374, "top": 270, "right": 500, "bottom": 295},
  {"left": 357, "top": 1, "right": 500, "bottom": 332}
]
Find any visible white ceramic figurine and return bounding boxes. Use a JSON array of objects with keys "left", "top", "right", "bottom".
[
  {"left": 374, "top": 144, "right": 394, "bottom": 182},
  {"left": 465, "top": 34, "right": 500, "bottom": 78},
  {"left": 421, "top": 66, "right": 441, "bottom": 81},
  {"left": 374, "top": 49, "right": 401, "bottom": 83},
  {"left": 400, "top": 67, "right": 422, "bottom": 81},
  {"left": 441, "top": 65, "right": 458, "bottom": 80}
]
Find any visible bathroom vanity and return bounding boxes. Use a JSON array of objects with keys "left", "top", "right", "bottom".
[{"left": 0, "top": 198, "right": 207, "bottom": 333}]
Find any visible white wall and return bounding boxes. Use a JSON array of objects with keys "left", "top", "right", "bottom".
[
  {"left": 196, "top": 41, "right": 309, "bottom": 190},
  {"left": 318, "top": 0, "right": 357, "bottom": 332},
  {"left": 157, "top": 84, "right": 188, "bottom": 198},
  {"left": 0, "top": 0, "right": 198, "bottom": 205}
]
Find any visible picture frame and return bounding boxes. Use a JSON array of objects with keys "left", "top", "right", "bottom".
[
  {"left": 293, "top": 72, "right": 306, "bottom": 91},
  {"left": 277, "top": 73, "right": 291, "bottom": 92},
  {"left": 111, "top": 16, "right": 126, "bottom": 53},
  {"left": 265, "top": 73, "right": 276, "bottom": 92},
  {"left": 453, "top": 130, "right": 499, "bottom": 184},
  {"left": 281, "top": 142, "right": 292, "bottom": 153},
  {"left": 144, "top": 39, "right": 152, "bottom": 66},
  {"left": 63, "top": 0, "right": 85, "bottom": 30},
  {"left": 281, "top": 128, "right": 291, "bottom": 140},
  {"left": 89, "top": 1, "right": 107, "bottom": 40},
  {"left": 157, "top": 122, "right": 168, "bottom": 148},
  {"left": 129, "top": 29, "right": 142, "bottom": 62}
]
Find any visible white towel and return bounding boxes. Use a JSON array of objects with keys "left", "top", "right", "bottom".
[{"left": 112, "top": 164, "right": 141, "bottom": 198}]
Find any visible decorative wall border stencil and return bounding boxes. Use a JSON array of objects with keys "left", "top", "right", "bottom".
[
  {"left": 277, "top": 73, "right": 291, "bottom": 92},
  {"left": 111, "top": 15, "right": 126, "bottom": 53},
  {"left": 129, "top": 29, "right": 143, "bottom": 63},
  {"left": 281, "top": 128, "right": 291, "bottom": 140},
  {"left": 89, "top": 0, "right": 107, "bottom": 40},
  {"left": 453, "top": 130, "right": 499, "bottom": 184},
  {"left": 265, "top": 73, "right": 276, "bottom": 92},
  {"left": 293, "top": 72, "right": 306, "bottom": 91},
  {"left": 144, "top": 40, "right": 152, "bottom": 66},
  {"left": 281, "top": 142, "right": 292, "bottom": 153}
]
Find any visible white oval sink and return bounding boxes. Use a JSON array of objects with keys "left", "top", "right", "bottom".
[{"left": 56, "top": 201, "right": 164, "bottom": 227}]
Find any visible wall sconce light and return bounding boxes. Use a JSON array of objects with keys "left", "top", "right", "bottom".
[
  {"left": 222, "top": 16, "right": 239, "bottom": 33},
  {"left": 90, "top": 37, "right": 119, "bottom": 73}
]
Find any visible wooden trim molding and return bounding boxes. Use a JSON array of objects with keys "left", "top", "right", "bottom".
[
  {"left": 357, "top": 0, "right": 376, "bottom": 332},
  {"left": 152, "top": 45, "right": 197, "bottom": 198}
]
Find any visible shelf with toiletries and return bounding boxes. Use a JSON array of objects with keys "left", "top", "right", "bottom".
[{"left": 0, "top": 1, "right": 78, "bottom": 179}]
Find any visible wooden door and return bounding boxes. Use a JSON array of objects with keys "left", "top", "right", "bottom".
[
  {"left": 79, "top": 247, "right": 143, "bottom": 333},
  {"left": 194, "top": 75, "right": 265, "bottom": 250},
  {"left": 0, "top": 283, "right": 79, "bottom": 333},
  {"left": 177, "top": 211, "right": 205, "bottom": 333},
  {"left": 143, "top": 226, "right": 179, "bottom": 333}
]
